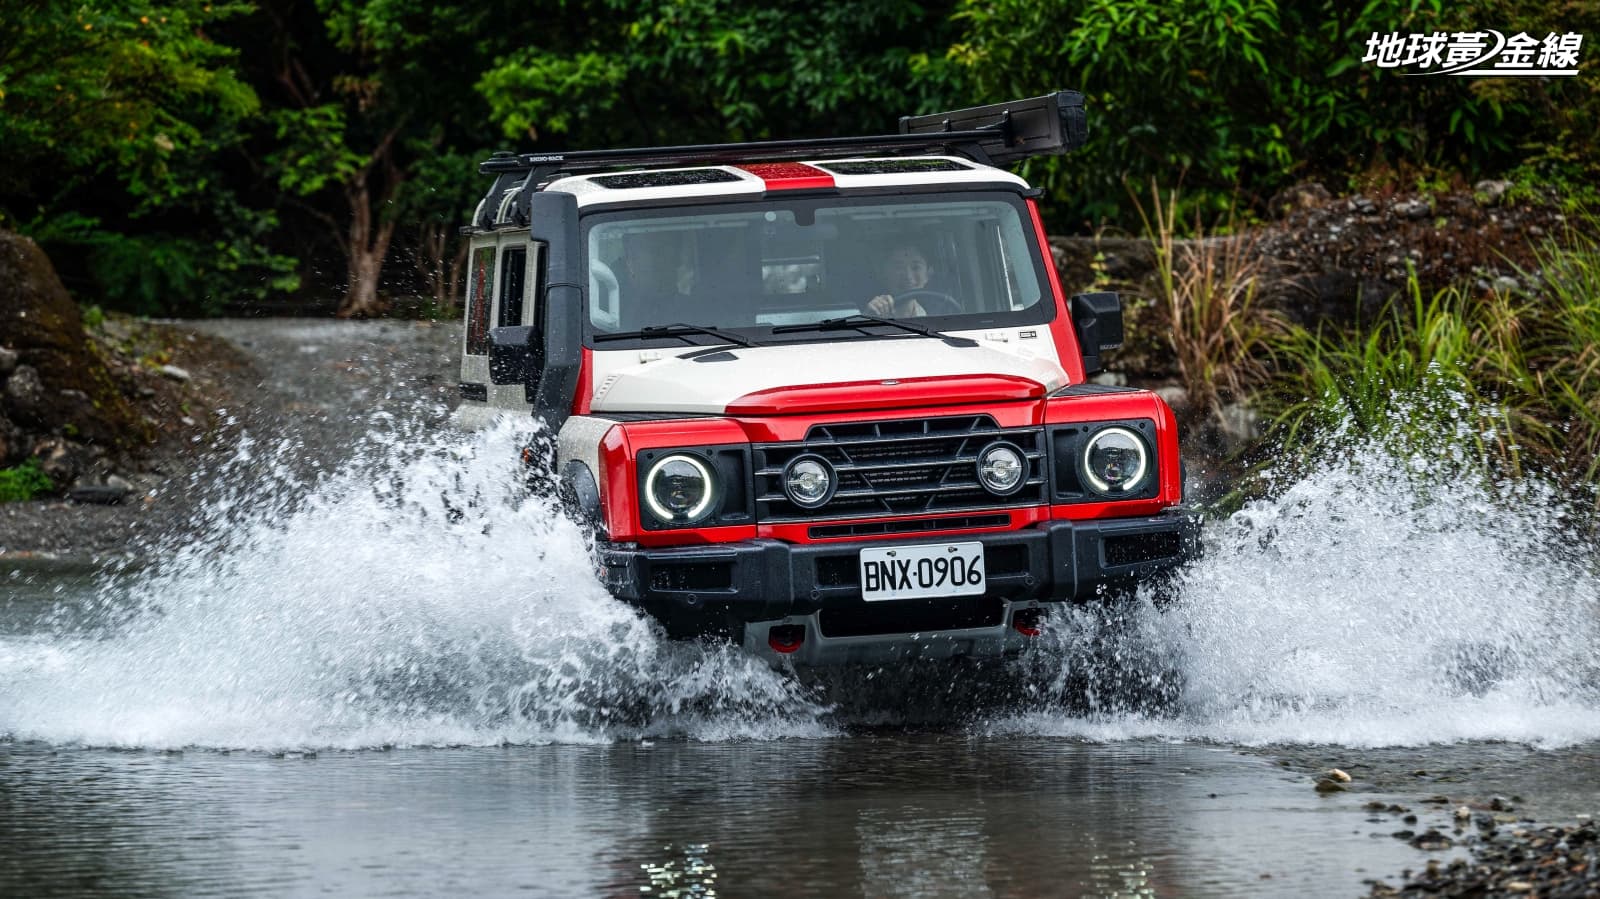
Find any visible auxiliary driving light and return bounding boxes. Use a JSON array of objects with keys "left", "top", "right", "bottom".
[
  {"left": 644, "top": 454, "right": 716, "bottom": 523},
  {"left": 1082, "top": 427, "right": 1149, "bottom": 495},
  {"left": 977, "top": 442, "right": 1027, "bottom": 495},
  {"left": 783, "top": 455, "right": 835, "bottom": 508}
]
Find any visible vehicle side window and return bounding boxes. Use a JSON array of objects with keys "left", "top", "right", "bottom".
[
  {"left": 465, "top": 244, "right": 496, "bottom": 355},
  {"left": 498, "top": 246, "right": 527, "bottom": 327},
  {"left": 526, "top": 243, "right": 546, "bottom": 330}
]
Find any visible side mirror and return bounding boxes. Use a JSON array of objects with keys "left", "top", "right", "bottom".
[
  {"left": 1069, "top": 291, "right": 1123, "bottom": 376},
  {"left": 489, "top": 325, "right": 535, "bottom": 385}
]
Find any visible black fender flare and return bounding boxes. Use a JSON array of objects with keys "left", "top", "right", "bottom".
[{"left": 558, "top": 460, "right": 604, "bottom": 536}]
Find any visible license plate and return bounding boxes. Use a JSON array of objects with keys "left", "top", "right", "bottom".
[{"left": 859, "top": 542, "right": 986, "bottom": 601}]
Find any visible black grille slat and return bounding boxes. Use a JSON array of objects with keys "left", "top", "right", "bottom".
[
  {"left": 753, "top": 415, "right": 1048, "bottom": 522},
  {"left": 809, "top": 514, "right": 1012, "bottom": 540}
]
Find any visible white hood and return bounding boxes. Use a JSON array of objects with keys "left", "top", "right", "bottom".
[{"left": 589, "top": 339, "right": 1068, "bottom": 414}]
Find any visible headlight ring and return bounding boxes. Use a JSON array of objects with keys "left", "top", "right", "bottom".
[
  {"left": 643, "top": 453, "right": 717, "bottom": 523},
  {"left": 1081, "top": 427, "right": 1150, "bottom": 495}
]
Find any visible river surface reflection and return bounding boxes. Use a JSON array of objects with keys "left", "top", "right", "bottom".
[{"left": 1, "top": 736, "right": 1433, "bottom": 898}]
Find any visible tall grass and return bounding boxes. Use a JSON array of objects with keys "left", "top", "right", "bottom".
[
  {"left": 1134, "top": 182, "right": 1283, "bottom": 421},
  {"left": 1266, "top": 230, "right": 1600, "bottom": 483},
  {"left": 1528, "top": 228, "right": 1600, "bottom": 478}
]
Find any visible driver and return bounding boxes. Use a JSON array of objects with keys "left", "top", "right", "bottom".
[{"left": 864, "top": 243, "right": 932, "bottom": 318}]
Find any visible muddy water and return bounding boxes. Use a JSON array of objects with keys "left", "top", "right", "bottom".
[
  {"left": 3, "top": 331, "right": 1600, "bottom": 895},
  {"left": 0, "top": 723, "right": 1463, "bottom": 897}
]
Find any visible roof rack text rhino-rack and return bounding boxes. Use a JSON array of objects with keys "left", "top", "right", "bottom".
[{"left": 478, "top": 91, "right": 1086, "bottom": 179}]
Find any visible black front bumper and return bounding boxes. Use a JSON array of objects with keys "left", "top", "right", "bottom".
[{"left": 598, "top": 511, "right": 1199, "bottom": 631}]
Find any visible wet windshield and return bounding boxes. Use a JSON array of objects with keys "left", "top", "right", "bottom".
[{"left": 584, "top": 193, "right": 1050, "bottom": 341}]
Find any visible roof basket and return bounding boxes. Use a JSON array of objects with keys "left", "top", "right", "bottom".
[
  {"left": 478, "top": 91, "right": 1087, "bottom": 180},
  {"left": 899, "top": 91, "right": 1087, "bottom": 167}
]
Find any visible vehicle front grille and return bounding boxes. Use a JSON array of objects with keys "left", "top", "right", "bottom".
[{"left": 754, "top": 415, "right": 1047, "bottom": 522}]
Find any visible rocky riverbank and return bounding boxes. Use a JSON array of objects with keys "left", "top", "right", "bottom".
[
  {"left": 1258, "top": 746, "right": 1600, "bottom": 896},
  {"left": 1370, "top": 819, "right": 1600, "bottom": 897},
  {"left": 0, "top": 319, "right": 461, "bottom": 559}
]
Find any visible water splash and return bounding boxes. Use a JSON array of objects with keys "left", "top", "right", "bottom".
[
  {"left": 994, "top": 396, "right": 1600, "bottom": 747},
  {"left": 0, "top": 415, "right": 828, "bottom": 750},
  {"left": 3, "top": 394, "right": 1598, "bottom": 750}
]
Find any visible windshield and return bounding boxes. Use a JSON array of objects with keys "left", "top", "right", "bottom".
[{"left": 584, "top": 193, "right": 1050, "bottom": 342}]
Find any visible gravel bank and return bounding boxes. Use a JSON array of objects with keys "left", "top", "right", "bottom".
[
  {"left": 1370, "top": 819, "right": 1599, "bottom": 897},
  {"left": 0, "top": 319, "right": 462, "bottom": 560}
]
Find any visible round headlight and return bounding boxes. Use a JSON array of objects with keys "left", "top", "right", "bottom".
[
  {"left": 1082, "top": 427, "right": 1149, "bottom": 495},
  {"left": 977, "top": 442, "right": 1027, "bottom": 495},
  {"left": 644, "top": 454, "right": 716, "bottom": 523},
  {"left": 783, "top": 455, "right": 835, "bottom": 508}
]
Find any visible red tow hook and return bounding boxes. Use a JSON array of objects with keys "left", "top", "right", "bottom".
[
  {"left": 1012, "top": 608, "right": 1046, "bottom": 637},
  {"left": 767, "top": 624, "right": 806, "bottom": 654}
]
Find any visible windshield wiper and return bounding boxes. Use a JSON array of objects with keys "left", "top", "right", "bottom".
[
  {"left": 593, "top": 323, "right": 758, "bottom": 348},
  {"left": 770, "top": 314, "right": 977, "bottom": 348}
]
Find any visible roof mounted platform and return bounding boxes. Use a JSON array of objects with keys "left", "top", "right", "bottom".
[{"left": 479, "top": 91, "right": 1086, "bottom": 180}]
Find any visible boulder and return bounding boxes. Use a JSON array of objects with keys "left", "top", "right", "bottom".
[
  {"left": 1269, "top": 181, "right": 1331, "bottom": 217},
  {"left": 1049, "top": 236, "right": 1159, "bottom": 295},
  {"left": 1475, "top": 179, "right": 1512, "bottom": 206},
  {"left": 0, "top": 229, "right": 148, "bottom": 448},
  {"left": 31, "top": 437, "right": 97, "bottom": 484},
  {"left": 3, "top": 365, "right": 47, "bottom": 425},
  {"left": 0, "top": 411, "right": 20, "bottom": 465}
]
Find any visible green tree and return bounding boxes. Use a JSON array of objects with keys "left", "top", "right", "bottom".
[
  {"left": 242, "top": 0, "right": 524, "bottom": 316},
  {"left": 0, "top": 0, "right": 257, "bottom": 210},
  {"left": 477, "top": 0, "right": 959, "bottom": 150},
  {"left": 0, "top": 0, "right": 294, "bottom": 315}
]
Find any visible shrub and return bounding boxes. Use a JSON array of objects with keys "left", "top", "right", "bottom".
[{"left": 0, "top": 460, "right": 55, "bottom": 503}]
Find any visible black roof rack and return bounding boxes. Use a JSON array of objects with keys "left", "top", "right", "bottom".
[{"left": 479, "top": 91, "right": 1086, "bottom": 180}]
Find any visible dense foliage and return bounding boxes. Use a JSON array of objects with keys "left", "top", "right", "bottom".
[
  {"left": 0, "top": 0, "right": 1594, "bottom": 313},
  {"left": 957, "top": 0, "right": 1600, "bottom": 225}
]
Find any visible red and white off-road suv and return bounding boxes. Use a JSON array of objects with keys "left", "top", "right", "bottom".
[{"left": 456, "top": 93, "right": 1195, "bottom": 665}]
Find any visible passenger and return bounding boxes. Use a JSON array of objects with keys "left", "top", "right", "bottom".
[
  {"left": 619, "top": 233, "right": 691, "bottom": 311},
  {"left": 864, "top": 244, "right": 932, "bottom": 318},
  {"left": 611, "top": 231, "right": 694, "bottom": 327}
]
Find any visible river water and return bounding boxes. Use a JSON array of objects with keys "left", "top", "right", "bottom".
[{"left": 3, "top": 403, "right": 1599, "bottom": 896}]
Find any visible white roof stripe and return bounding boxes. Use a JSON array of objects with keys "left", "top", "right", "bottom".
[
  {"left": 545, "top": 156, "right": 1029, "bottom": 208},
  {"left": 546, "top": 165, "right": 765, "bottom": 208}
]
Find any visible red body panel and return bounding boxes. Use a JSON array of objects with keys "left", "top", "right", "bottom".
[
  {"left": 573, "top": 347, "right": 593, "bottom": 415},
  {"left": 726, "top": 374, "right": 1046, "bottom": 416},
  {"left": 599, "top": 418, "right": 760, "bottom": 546},
  {"left": 1027, "top": 198, "right": 1089, "bottom": 385},
  {"left": 595, "top": 389, "right": 1181, "bottom": 544},
  {"left": 735, "top": 162, "right": 837, "bottom": 191},
  {"left": 735, "top": 398, "right": 1040, "bottom": 443}
]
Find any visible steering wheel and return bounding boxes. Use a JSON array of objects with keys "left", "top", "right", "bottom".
[{"left": 894, "top": 289, "right": 962, "bottom": 317}]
